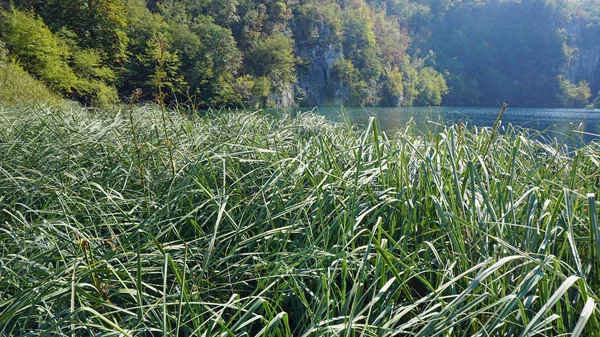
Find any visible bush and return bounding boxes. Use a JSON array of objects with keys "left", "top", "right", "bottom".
[
  {"left": 246, "top": 33, "right": 296, "bottom": 89},
  {"left": 557, "top": 75, "right": 591, "bottom": 108}
]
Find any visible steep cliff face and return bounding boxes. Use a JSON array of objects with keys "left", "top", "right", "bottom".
[
  {"left": 295, "top": 42, "right": 344, "bottom": 106},
  {"left": 564, "top": 20, "right": 600, "bottom": 94},
  {"left": 293, "top": 15, "right": 348, "bottom": 107},
  {"left": 270, "top": 83, "right": 295, "bottom": 108}
]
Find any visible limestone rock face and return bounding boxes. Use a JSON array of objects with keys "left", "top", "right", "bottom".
[
  {"left": 564, "top": 20, "right": 600, "bottom": 94},
  {"left": 293, "top": 18, "right": 348, "bottom": 107},
  {"left": 270, "top": 83, "right": 295, "bottom": 108},
  {"left": 296, "top": 42, "right": 344, "bottom": 106}
]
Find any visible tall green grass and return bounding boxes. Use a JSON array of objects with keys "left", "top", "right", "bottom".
[
  {"left": 0, "top": 60, "right": 63, "bottom": 106},
  {"left": 0, "top": 103, "right": 599, "bottom": 336}
]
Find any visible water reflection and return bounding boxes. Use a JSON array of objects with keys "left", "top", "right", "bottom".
[{"left": 271, "top": 106, "right": 600, "bottom": 144}]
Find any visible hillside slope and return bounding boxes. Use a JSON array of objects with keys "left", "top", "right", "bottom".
[{"left": 2, "top": 0, "right": 600, "bottom": 108}]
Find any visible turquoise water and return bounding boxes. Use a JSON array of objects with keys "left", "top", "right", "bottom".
[{"left": 275, "top": 106, "right": 600, "bottom": 143}]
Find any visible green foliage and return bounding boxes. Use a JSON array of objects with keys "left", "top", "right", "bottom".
[
  {"left": 10, "top": 0, "right": 44, "bottom": 10},
  {"left": 293, "top": 0, "right": 343, "bottom": 46},
  {"left": 380, "top": 66, "right": 404, "bottom": 105},
  {"left": 6, "top": 0, "right": 600, "bottom": 107},
  {"left": 63, "top": 34, "right": 120, "bottom": 106},
  {"left": 159, "top": 0, "right": 240, "bottom": 26},
  {"left": 414, "top": 66, "right": 449, "bottom": 105},
  {"left": 0, "top": 9, "right": 78, "bottom": 93},
  {"left": 2, "top": 0, "right": 448, "bottom": 107},
  {"left": 0, "top": 59, "right": 62, "bottom": 105},
  {"left": 246, "top": 33, "right": 295, "bottom": 82},
  {"left": 252, "top": 76, "right": 271, "bottom": 98},
  {"left": 402, "top": 63, "right": 419, "bottom": 105},
  {"left": 342, "top": 1, "right": 382, "bottom": 81},
  {"left": 372, "top": 6, "right": 409, "bottom": 68},
  {"left": 71, "top": 48, "right": 116, "bottom": 83},
  {"left": 92, "top": 83, "right": 119, "bottom": 107},
  {"left": 40, "top": 0, "right": 129, "bottom": 64},
  {"left": 122, "top": 0, "right": 172, "bottom": 98},
  {"left": 168, "top": 15, "right": 242, "bottom": 106},
  {"left": 246, "top": 33, "right": 296, "bottom": 93},
  {"left": 407, "top": 0, "right": 585, "bottom": 107},
  {"left": 143, "top": 35, "right": 186, "bottom": 98},
  {"left": 292, "top": 0, "right": 447, "bottom": 107},
  {"left": 333, "top": 57, "right": 371, "bottom": 106},
  {"left": 0, "top": 9, "right": 119, "bottom": 106},
  {"left": 75, "top": 79, "right": 119, "bottom": 107},
  {"left": 231, "top": 74, "right": 255, "bottom": 107},
  {"left": 557, "top": 75, "right": 591, "bottom": 108}
]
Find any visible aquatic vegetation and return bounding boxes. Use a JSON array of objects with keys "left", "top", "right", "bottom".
[{"left": 0, "top": 104, "right": 599, "bottom": 336}]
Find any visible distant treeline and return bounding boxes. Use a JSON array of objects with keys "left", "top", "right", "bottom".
[{"left": 1, "top": 0, "right": 599, "bottom": 108}]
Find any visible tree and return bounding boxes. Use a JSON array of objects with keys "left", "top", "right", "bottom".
[
  {"left": 40, "top": 0, "right": 129, "bottom": 65},
  {"left": 122, "top": 0, "right": 174, "bottom": 99},
  {"left": 0, "top": 9, "right": 77, "bottom": 93},
  {"left": 372, "top": 6, "right": 409, "bottom": 68},
  {"left": 143, "top": 35, "right": 186, "bottom": 100},
  {"left": 167, "top": 15, "right": 242, "bottom": 106},
  {"left": 380, "top": 66, "right": 404, "bottom": 106},
  {"left": 557, "top": 75, "right": 591, "bottom": 108},
  {"left": 414, "top": 66, "right": 448, "bottom": 105},
  {"left": 342, "top": 1, "right": 382, "bottom": 81},
  {"left": 0, "top": 9, "right": 119, "bottom": 106},
  {"left": 333, "top": 57, "right": 371, "bottom": 106},
  {"left": 246, "top": 33, "right": 296, "bottom": 92},
  {"left": 68, "top": 43, "right": 119, "bottom": 106},
  {"left": 293, "top": 0, "right": 342, "bottom": 46}
]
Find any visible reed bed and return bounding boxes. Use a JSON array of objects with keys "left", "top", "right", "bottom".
[{"left": 0, "top": 103, "right": 599, "bottom": 336}]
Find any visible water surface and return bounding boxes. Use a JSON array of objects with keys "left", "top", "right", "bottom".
[{"left": 276, "top": 106, "right": 600, "bottom": 144}]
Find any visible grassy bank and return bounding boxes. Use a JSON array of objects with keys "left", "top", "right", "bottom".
[
  {"left": 1, "top": 103, "right": 599, "bottom": 336},
  {"left": 0, "top": 60, "right": 63, "bottom": 106}
]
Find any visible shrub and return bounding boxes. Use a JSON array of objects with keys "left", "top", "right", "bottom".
[
  {"left": 414, "top": 66, "right": 449, "bottom": 106},
  {"left": 557, "top": 75, "right": 591, "bottom": 108}
]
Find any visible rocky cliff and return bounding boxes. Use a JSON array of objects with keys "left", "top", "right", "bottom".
[
  {"left": 295, "top": 43, "right": 346, "bottom": 106},
  {"left": 293, "top": 18, "right": 348, "bottom": 107},
  {"left": 564, "top": 19, "right": 600, "bottom": 94}
]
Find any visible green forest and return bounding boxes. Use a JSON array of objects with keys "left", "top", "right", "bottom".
[{"left": 1, "top": 0, "right": 600, "bottom": 108}]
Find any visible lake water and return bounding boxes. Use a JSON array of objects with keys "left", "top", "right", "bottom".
[{"left": 276, "top": 106, "right": 600, "bottom": 144}]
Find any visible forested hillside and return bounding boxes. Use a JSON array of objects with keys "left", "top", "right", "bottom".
[
  {"left": 1, "top": 0, "right": 600, "bottom": 108},
  {"left": 411, "top": 0, "right": 600, "bottom": 107}
]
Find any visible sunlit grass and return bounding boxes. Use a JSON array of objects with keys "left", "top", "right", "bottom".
[
  {"left": 0, "top": 103, "right": 599, "bottom": 336},
  {"left": 0, "top": 60, "right": 63, "bottom": 106}
]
